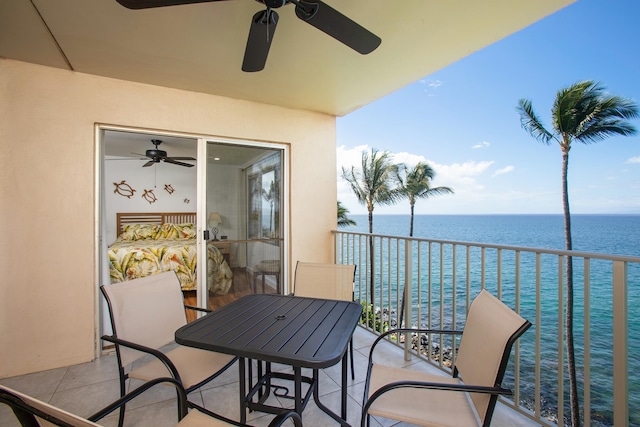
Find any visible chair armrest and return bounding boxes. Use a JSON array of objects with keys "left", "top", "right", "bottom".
[
  {"left": 100, "top": 335, "right": 183, "bottom": 383},
  {"left": 370, "top": 379, "right": 511, "bottom": 399},
  {"left": 89, "top": 377, "right": 188, "bottom": 422},
  {"left": 184, "top": 304, "right": 212, "bottom": 313},
  {"left": 363, "top": 379, "right": 512, "bottom": 422}
]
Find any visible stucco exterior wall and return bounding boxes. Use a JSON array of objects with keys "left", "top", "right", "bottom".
[{"left": 0, "top": 58, "right": 337, "bottom": 378}]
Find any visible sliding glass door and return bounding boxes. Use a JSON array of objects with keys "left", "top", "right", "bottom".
[{"left": 201, "top": 139, "right": 286, "bottom": 310}]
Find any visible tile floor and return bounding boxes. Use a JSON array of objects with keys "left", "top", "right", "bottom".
[{"left": 1, "top": 327, "right": 538, "bottom": 427}]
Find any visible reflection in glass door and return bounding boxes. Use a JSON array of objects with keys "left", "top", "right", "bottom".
[{"left": 203, "top": 140, "right": 285, "bottom": 310}]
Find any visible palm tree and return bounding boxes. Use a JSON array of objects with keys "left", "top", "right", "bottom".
[
  {"left": 517, "top": 80, "right": 638, "bottom": 427},
  {"left": 394, "top": 161, "right": 453, "bottom": 328},
  {"left": 394, "top": 162, "right": 453, "bottom": 236},
  {"left": 341, "top": 148, "right": 401, "bottom": 304},
  {"left": 262, "top": 179, "right": 277, "bottom": 236},
  {"left": 337, "top": 201, "right": 357, "bottom": 227}
]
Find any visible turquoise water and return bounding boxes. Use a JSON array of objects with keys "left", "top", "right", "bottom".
[
  {"left": 341, "top": 214, "right": 640, "bottom": 426},
  {"left": 345, "top": 214, "right": 640, "bottom": 256}
]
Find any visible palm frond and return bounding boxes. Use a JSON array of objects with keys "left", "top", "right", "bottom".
[
  {"left": 553, "top": 81, "right": 640, "bottom": 144},
  {"left": 395, "top": 161, "right": 453, "bottom": 207},
  {"left": 517, "top": 98, "right": 555, "bottom": 144},
  {"left": 341, "top": 165, "right": 367, "bottom": 205},
  {"left": 342, "top": 148, "right": 401, "bottom": 212},
  {"left": 337, "top": 201, "right": 357, "bottom": 227}
]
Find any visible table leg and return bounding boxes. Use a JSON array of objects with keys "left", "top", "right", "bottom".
[
  {"left": 341, "top": 350, "right": 348, "bottom": 420},
  {"left": 294, "top": 366, "right": 302, "bottom": 414},
  {"left": 312, "top": 352, "right": 350, "bottom": 426},
  {"left": 239, "top": 357, "right": 247, "bottom": 424}
]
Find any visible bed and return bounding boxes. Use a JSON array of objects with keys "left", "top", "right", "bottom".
[{"left": 107, "top": 212, "right": 232, "bottom": 294}]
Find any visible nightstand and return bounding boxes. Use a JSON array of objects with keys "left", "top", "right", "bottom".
[{"left": 209, "top": 241, "right": 231, "bottom": 265}]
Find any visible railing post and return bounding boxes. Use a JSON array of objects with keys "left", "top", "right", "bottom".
[
  {"left": 613, "top": 260, "right": 628, "bottom": 426},
  {"left": 404, "top": 240, "right": 412, "bottom": 361}
]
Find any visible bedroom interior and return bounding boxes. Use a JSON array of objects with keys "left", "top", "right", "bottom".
[{"left": 104, "top": 129, "right": 285, "bottom": 321}]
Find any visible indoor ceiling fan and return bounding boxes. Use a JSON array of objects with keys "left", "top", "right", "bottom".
[
  {"left": 115, "top": 0, "right": 381, "bottom": 72},
  {"left": 135, "top": 139, "right": 196, "bottom": 167}
]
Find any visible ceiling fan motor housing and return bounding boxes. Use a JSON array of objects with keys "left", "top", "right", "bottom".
[
  {"left": 263, "top": 0, "right": 287, "bottom": 9},
  {"left": 146, "top": 148, "right": 168, "bottom": 158}
]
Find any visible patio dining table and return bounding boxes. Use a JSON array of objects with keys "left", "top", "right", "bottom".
[{"left": 175, "top": 293, "right": 362, "bottom": 426}]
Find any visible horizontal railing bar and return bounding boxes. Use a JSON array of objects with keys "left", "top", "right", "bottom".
[{"left": 335, "top": 230, "right": 640, "bottom": 263}]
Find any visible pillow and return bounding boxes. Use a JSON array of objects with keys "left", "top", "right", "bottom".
[
  {"left": 154, "top": 223, "right": 196, "bottom": 240},
  {"left": 119, "top": 223, "right": 160, "bottom": 241}
]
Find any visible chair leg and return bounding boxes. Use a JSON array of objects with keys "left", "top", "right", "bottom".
[
  {"left": 117, "top": 375, "right": 127, "bottom": 427},
  {"left": 349, "top": 338, "right": 355, "bottom": 380}
]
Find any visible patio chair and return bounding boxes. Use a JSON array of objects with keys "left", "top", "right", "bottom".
[
  {"left": 293, "top": 261, "right": 357, "bottom": 379},
  {"left": 101, "top": 271, "right": 237, "bottom": 427},
  {"left": 0, "top": 381, "right": 303, "bottom": 426},
  {"left": 361, "top": 289, "right": 532, "bottom": 427}
]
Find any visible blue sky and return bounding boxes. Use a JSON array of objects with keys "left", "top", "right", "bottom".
[{"left": 336, "top": 0, "right": 640, "bottom": 215}]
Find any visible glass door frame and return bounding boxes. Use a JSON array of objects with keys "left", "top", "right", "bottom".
[{"left": 196, "top": 137, "right": 289, "bottom": 309}]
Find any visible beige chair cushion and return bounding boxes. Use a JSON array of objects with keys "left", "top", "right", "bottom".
[
  {"left": 294, "top": 261, "right": 355, "bottom": 301},
  {"left": 366, "top": 290, "right": 529, "bottom": 427},
  {"left": 1, "top": 385, "right": 237, "bottom": 426},
  {"left": 130, "top": 345, "right": 235, "bottom": 389},
  {"left": 102, "top": 271, "right": 188, "bottom": 367},
  {"left": 0, "top": 385, "right": 101, "bottom": 427},
  {"left": 368, "top": 364, "right": 481, "bottom": 427},
  {"left": 103, "top": 271, "right": 236, "bottom": 392},
  {"left": 454, "top": 289, "right": 528, "bottom": 421}
]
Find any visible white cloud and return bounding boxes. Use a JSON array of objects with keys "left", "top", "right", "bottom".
[
  {"left": 419, "top": 79, "right": 443, "bottom": 88},
  {"left": 472, "top": 141, "right": 490, "bottom": 149},
  {"left": 492, "top": 165, "right": 515, "bottom": 177},
  {"left": 418, "top": 79, "right": 443, "bottom": 96},
  {"left": 337, "top": 145, "right": 496, "bottom": 214},
  {"left": 625, "top": 156, "right": 640, "bottom": 164}
]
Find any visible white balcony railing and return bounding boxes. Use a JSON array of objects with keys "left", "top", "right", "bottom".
[{"left": 333, "top": 230, "right": 640, "bottom": 427}]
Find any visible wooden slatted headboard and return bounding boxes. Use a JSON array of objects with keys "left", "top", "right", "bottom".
[{"left": 117, "top": 212, "right": 197, "bottom": 235}]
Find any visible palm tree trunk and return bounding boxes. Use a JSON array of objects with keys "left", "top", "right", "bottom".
[
  {"left": 368, "top": 209, "right": 375, "bottom": 310},
  {"left": 399, "top": 203, "right": 417, "bottom": 328},
  {"left": 562, "top": 149, "right": 581, "bottom": 427},
  {"left": 409, "top": 203, "right": 415, "bottom": 237}
]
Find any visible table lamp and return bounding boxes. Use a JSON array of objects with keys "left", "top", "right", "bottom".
[{"left": 208, "top": 212, "right": 222, "bottom": 241}]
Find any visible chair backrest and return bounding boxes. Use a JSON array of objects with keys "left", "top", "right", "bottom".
[
  {"left": 293, "top": 261, "right": 356, "bottom": 301},
  {"left": 101, "top": 271, "right": 187, "bottom": 367},
  {"left": 0, "top": 385, "right": 101, "bottom": 427},
  {"left": 454, "top": 289, "right": 531, "bottom": 425}
]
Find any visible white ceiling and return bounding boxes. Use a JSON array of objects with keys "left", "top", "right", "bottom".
[
  {"left": 1, "top": 0, "right": 574, "bottom": 117},
  {"left": 103, "top": 129, "right": 274, "bottom": 170}
]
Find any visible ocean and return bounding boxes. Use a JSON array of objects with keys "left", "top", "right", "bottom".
[
  {"left": 340, "top": 214, "right": 640, "bottom": 426},
  {"left": 343, "top": 214, "right": 640, "bottom": 257}
]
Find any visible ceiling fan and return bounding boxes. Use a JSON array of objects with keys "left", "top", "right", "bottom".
[
  {"left": 135, "top": 139, "right": 196, "bottom": 167},
  {"left": 115, "top": 0, "right": 381, "bottom": 72}
]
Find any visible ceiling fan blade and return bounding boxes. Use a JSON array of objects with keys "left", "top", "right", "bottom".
[
  {"left": 115, "top": 0, "right": 227, "bottom": 9},
  {"left": 142, "top": 160, "right": 156, "bottom": 167},
  {"left": 164, "top": 158, "right": 195, "bottom": 167},
  {"left": 167, "top": 156, "right": 197, "bottom": 160},
  {"left": 294, "top": 0, "right": 381, "bottom": 54},
  {"left": 242, "top": 9, "right": 279, "bottom": 72}
]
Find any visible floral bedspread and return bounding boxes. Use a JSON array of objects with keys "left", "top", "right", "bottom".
[{"left": 107, "top": 223, "right": 232, "bottom": 294}]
